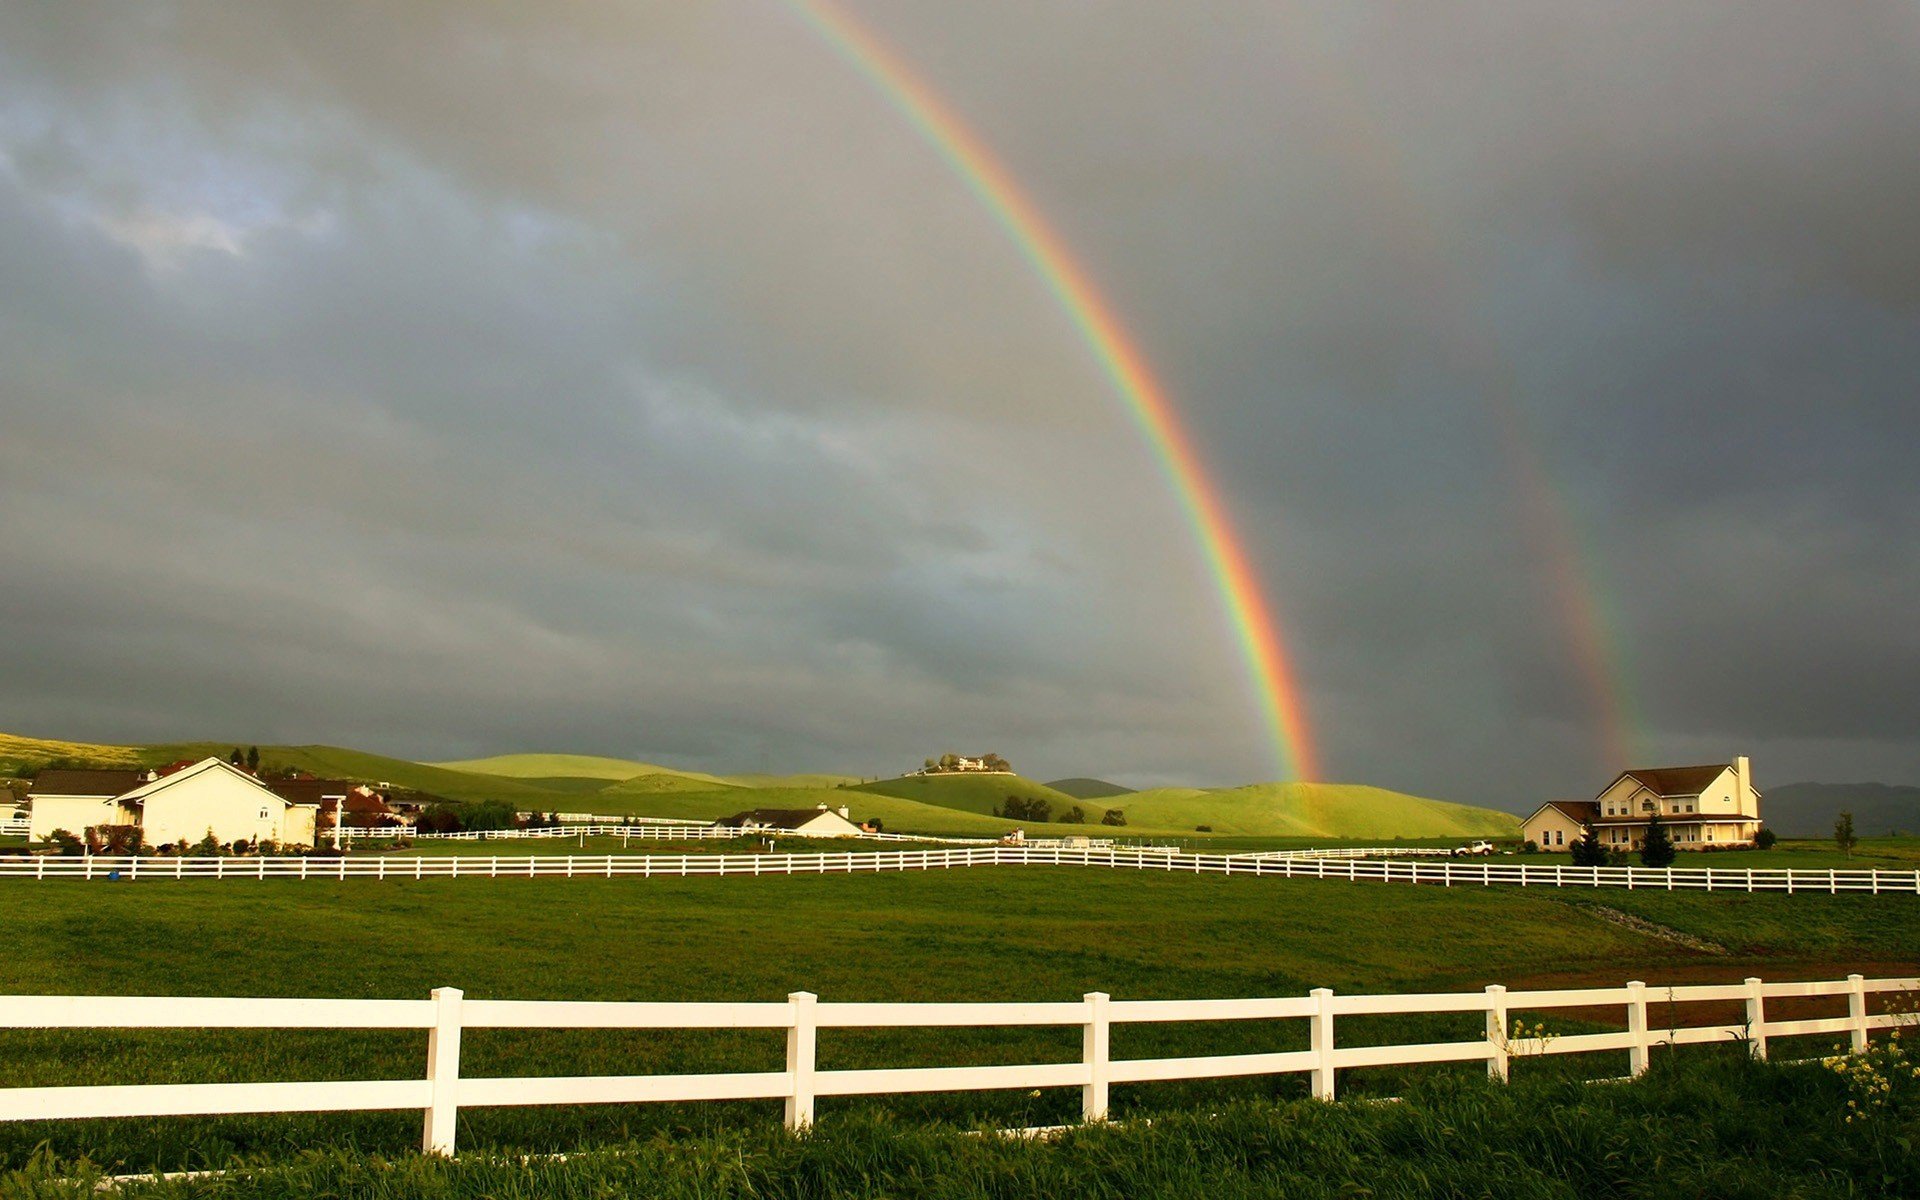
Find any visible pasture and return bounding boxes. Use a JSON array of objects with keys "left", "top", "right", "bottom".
[{"left": 1, "top": 868, "right": 1914, "bottom": 1174}]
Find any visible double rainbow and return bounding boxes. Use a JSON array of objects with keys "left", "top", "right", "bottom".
[{"left": 787, "top": 0, "right": 1319, "bottom": 781}]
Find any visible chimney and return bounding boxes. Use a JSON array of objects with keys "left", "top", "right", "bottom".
[
  {"left": 837, "top": 805, "right": 850, "bottom": 820},
  {"left": 1734, "top": 755, "right": 1752, "bottom": 809}
]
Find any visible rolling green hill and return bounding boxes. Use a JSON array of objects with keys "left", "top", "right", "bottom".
[
  {"left": 1046, "top": 777, "right": 1135, "bottom": 800},
  {"left": 568, "top": 785, "right": 1070, "bottom": 837},
  {"left": 1112, "top": 781, "right": 1518, "bottom": 838},
  {"left": 1, "top": 729, "right": 1514, "bottom": 840},
  {"left": 852, "top": 772, "right": 1088, "bottom": 818},
  {"left": 431, "top": 753, "right": 733, "bottom": 788},
  {"left": 721, "top": 772, "right": 864, "bottom": 790}
]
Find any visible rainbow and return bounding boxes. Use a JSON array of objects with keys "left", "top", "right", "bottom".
[
  {"left": 1248, "top": 8, "right": 1641, "bottom": 769},
  {"left": 786, "top": 0, "right": 1319, "bottom": 781}
]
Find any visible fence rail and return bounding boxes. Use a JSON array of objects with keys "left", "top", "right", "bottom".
[
  {"left": 0, "top": 973, "right": 1909, "bottom": 1155},
  {"left": 3, "top": 846, "right": 1919, "bottom": 894},
  {"left": 336, "top": 824, "right": 736, "bottom": 842}
]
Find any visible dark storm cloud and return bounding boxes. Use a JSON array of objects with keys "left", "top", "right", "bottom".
[{"left": 1, "top": 2, "right": 1915, "bottom": 803}]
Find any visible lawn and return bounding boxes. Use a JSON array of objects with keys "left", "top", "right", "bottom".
[
  {"left": 1, "top": 869, "right": 1913, "bottom": 1172},
  {"left": 9, "top": 1057, "right": 1916, "bottom": 1200}
]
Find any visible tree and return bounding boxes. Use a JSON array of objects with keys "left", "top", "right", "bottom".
[
  {"left": 228, "top": 747, "right": 244, "bottom": 767},
  {"left": 417, "top": 804, "right": 463, "bottom": 834},
  {"left": 1101, "top": 808, "right": 1128, "bottom": 827},
  {"left": 923, "top": 758, "right": 937, "bottom": 772},
  {"left": 246, "top": 746, "right": 260, "bottom": 772},
  {"left": 1639, "top": 813, "right": 1675, "bottom": 868},
  {"left": 1834, "top": 810, "right": 1857, "bottom": 859},
  {"left": 1570, "top": 822, "right": 1606, "bottom": 867},
  {"left": 1061, "top": 805, "right": 1086, "bottom": 824}
]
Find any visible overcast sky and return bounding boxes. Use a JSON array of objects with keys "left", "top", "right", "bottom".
[{"left": 2, "top": 3, "right": 1916, "bottom": 807}]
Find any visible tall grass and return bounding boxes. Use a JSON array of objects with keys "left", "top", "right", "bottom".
[{"left": 3, "top": 1058, "right": 1911, "bottom": 1198}]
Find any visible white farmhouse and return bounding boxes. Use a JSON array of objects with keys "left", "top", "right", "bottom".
[
  {"left": 718, "top": 804, "right": 864, "bottom": 838},
  {"left": 28, "top": 758, "right": 319, "bottom": 848}
]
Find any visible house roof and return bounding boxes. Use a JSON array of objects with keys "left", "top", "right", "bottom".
[
  {"left": 1522, "top": 800, "right": 1599, "bottom": 826},
  {"left": 113, "top": 758, "right": 281, "bottom": 806},
  {"left": 29, "top": 769, "right": 148, "bottom": 798},
  {"left": 1602, "top": 763, "right": 1731, "bottom": 799},
  {"left": 721, "top": 807, "right": 851, "bottom": 830},
  {"left": 264, "top": 779, "right": 378, "bottom": 806}
]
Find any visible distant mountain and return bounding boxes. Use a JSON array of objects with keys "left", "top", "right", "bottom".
[
  {"left": 1762, "top": 782, "right": 1920, "bottom": 838},
  {"left": 1046, "top": 777, "right": 1134, "bottom": 800}
]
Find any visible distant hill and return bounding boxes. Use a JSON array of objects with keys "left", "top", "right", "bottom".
[
  {"left": 1046, "top": 777, "right": 1134, "bottom": 800},
  {"left": 722, "top": 773, "right": 864, "bottom": 790},
  {"left": 1111, "top": 781, "right": 1517, "bottom": 839},
  {"left": 852, "top": 772, "right": 1089, "bottom": 817},
  {"left": 0, "top": 728, "right": 1511, "bottom": 840},
  {"left": 1761, "top": 782, "right": 1920, "bottom": 838},
  {"left": 431, "top": 753, "right": 733, "bottom": 787}
]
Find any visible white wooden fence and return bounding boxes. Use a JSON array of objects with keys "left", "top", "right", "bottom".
[
  {"left": 0, "top": 974, "right": 1908, "bottom": 1156},
  {"left": 3, "top": 846, "right": 1919, "bottom": 894},
  {"left": 337, "top": 824, "right": 736, "bottom": 842}
]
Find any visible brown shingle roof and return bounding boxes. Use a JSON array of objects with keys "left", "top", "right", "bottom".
[
  {"left": 1539, "top": 800, "right": 1599, "bottom": 824},
  {"left": 264, "top": 779, "right": 350, "bottom": 806},
  {"left": 1614, "top": 764, "right": 1730, "bottom": 797},
  {"left": 29, "top": 769, "right": 147, "bottom": 798}
]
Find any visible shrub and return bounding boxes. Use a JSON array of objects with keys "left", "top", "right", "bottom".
[
  {"left": 416, "top": 804, "right": 461, "bottom": 834},
  {"left": 193, "top": 830, "right": 223, "bottom": 857},
  {"left": 1195, "top": 825, "right": 1213, "bottom": 833},
  {"left": 1522, "top": 839, "right": 1540, "bottom": 853},
  {"left": 1569, "top": 823, "right": 1606, "bottom": 867},
  {"left": 1640, "top": 814, "right": 1676, "bottom": 868},
  {"left": 1754, "top": 826, "right": 1777, "bottom": 850},
  {"left": 49, "top": 828, "right": 84, "bottom": 857}
]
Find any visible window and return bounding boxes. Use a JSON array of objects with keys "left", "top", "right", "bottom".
[
  {"left": 1554, "top": 830, "right": 1563, "bottom": 846},
  {"left": 259, "top": 808, "right": 270, "bottom": 819}
]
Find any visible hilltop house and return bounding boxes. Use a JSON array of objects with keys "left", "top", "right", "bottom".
[
  {"left": 1522, "top": 757, "right": 1762, "bottom": 852},
  {"left": 717, "top": 804, "right": 863, "bottom": 838},
  {"left": 28, "top": 757, "right": 319, "bottom": 848}
]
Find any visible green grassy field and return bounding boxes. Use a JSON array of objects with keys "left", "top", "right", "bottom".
[
  {"left": 1, "top": 730, "right": 1525, "bottom": 841},
  {"left": 10, "top": 1058, "right": 1914, "bottom": 1200},
  {"left": 428, "top": 753, "right": 728, "bottom": 785},
  {"left": 851, "top": 771, "right": 1088, "bottom": 816},
  {"left": 0, "top": 869, "right": 1913, "bottom": 1172},
  {"left": 1119, "top": 781, "right": 1519, "bottom": 838}
]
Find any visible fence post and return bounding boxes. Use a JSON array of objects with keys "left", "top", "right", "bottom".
[
  {"left": 1626, "top": 980, "right": 1650, "bottom": 1077},
  {"left": 786, "top": 991, "right": 818, "bottom": 1130},
  {"left": 1083, "top": 992, "right": 1111, "bottom": 1121},
  {"left": 422, "top": 986, "right": 464, "bottom": 1155},
  {"left": 1310, "top": 987, "right": 1336, "bottom": 1100},
  {"left": 1744, "top": 977, "right": 1767, "bottom": 1060},
  {"left": 1848, "top": 974, "right": 1868, "bottom": 1053},
  {"left": 1485, "top": 984, "right": 1510, "bottom": 1082}
]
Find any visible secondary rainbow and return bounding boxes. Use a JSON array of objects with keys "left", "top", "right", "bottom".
[{"left": 786, "top": 0, "right": 1319, "bottom": 780}]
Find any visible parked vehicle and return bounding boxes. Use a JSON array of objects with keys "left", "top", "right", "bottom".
[{"left": 1452, "top": 840, "right": 1495, "bottom": 857}]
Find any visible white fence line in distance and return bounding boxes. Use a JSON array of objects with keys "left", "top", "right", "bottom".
[
  {"left": 4, "top": 845, "right": 1920, "bottom": 894},
  {"left": 0, "top": 973, "right": 1909, "bottom": 1157}
]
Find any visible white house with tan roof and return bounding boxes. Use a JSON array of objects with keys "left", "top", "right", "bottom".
[
  {"left": 1522, "top": 756, "right": 1762, "bottom": 853},
  {"left": 28, "top": 757, "right": 319, "bottom": 848}
]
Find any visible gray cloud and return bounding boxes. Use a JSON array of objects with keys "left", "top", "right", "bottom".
[{"left": 1, "top": 2, "right": 1916, "bottom": 804}]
